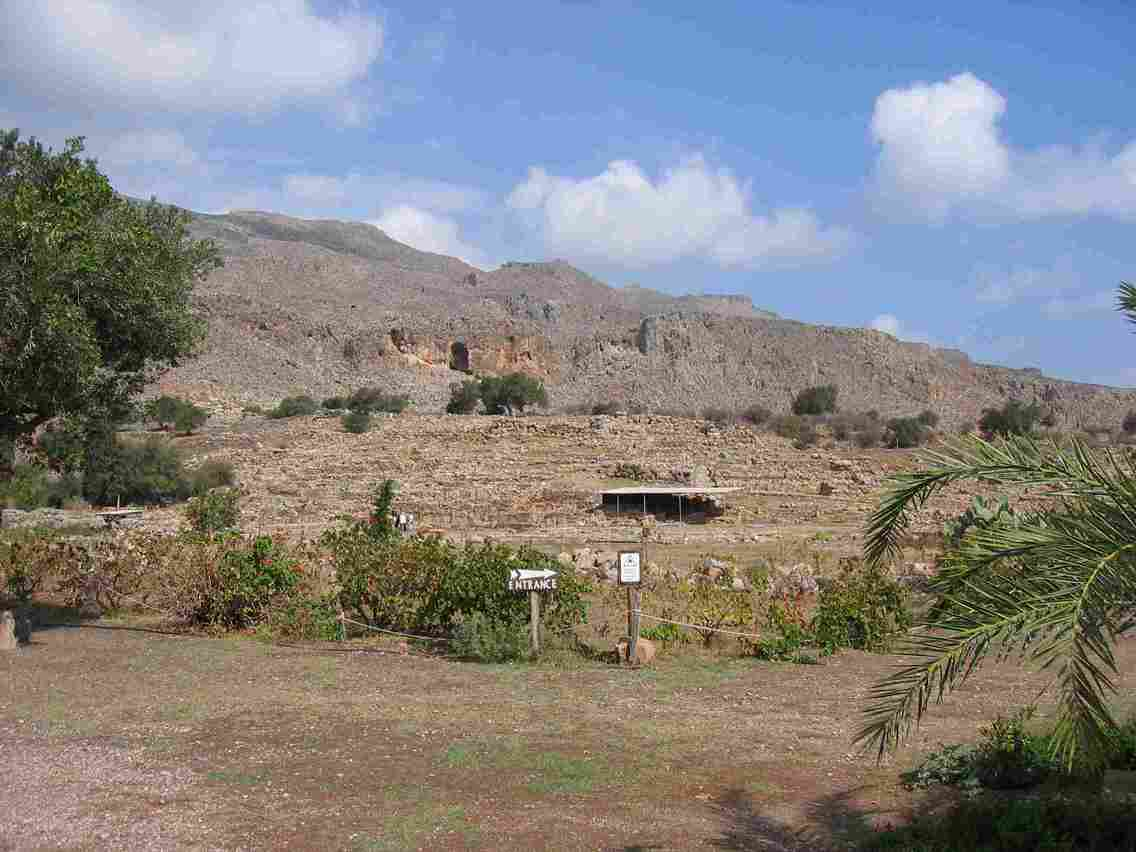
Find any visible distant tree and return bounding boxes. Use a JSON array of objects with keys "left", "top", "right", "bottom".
[
  {"left": 446, "top": 380, "right": 481, "bottom": 414},
  {"left": 885, "top": 416, "right": 928, "bottom": 449},
  {"left": 479, "top": 373, "right": 548, "bottom": 415},
  {"left": 979, "top": 400, "right": 1041, "bottom": 437},
  {"left": 0, "top": 130, "right": 220, "bottom": 476},
  {"left": 346, "top": 386, "right": 410, "bottom": 414},
  {"left": 1122, "top": 410, "right": 1136, "bottom": 435},
  {"left": 173, "top": 400, "right": 209, "bottom": 435},
  {"left": 792, "top": 385, "right": 838, "bottom": 416}
]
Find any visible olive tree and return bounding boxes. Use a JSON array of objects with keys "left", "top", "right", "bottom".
[{"left": 0, "top": 130, "right": 220, "bottom": 474}]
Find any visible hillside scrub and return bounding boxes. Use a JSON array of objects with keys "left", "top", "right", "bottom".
[
  {"left": 479, "top": 373, "right": 549, "bottom": 415},
  {"left": 268, "top": 395, "right": 318, "bottom": 419},
  {"left": 978, "top": 399, "right": 1041, "bottom": 437},
  {"left": 792, "top": 384, "right": 838, "bottom": 416},
  {"left": 345, "top": 386, "right": 410, "bottom": 414}
]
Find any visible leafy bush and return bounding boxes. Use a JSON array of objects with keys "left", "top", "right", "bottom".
[
  {"left": 942, "top": 495, "right": 1019, "bottom": 549},
  {"left": 479, "top": 373, "right": 548, "bottom": 415},
  {"left": 188, "top": 459, "right": 236, "bottom": 494},
  {"left": 978, "top": 399, "right": 1041, "bottom": 437},
  {"left": 451, "top": 612, "right": 531, "bottom": 662},
  {"left": 740, "top": 404, "right": 772, "bottom": 425},
  {"left": 854, "top": 421, "right": 886, "bottom": 448},
  {"left": 863, "top": 794, "right": 1136, "bottom": 852},
  {"left": 811, "top": 559, "right": 911, "bottom": 652},
  {"left": 701, "top": 407, "right": 735, "bottom": 426},
  {"left": 0, "top": 535, "right": 61, "bottom": 605},
  {"left": 792, "top": 384, "right": 838, "bottom": 416},
  {"left": 885, "top": 416, "right": 929, "bottom": 449},
  {"left": 446, "top": 380, "right": 482, "bottom": 414},
  {"left": 267, "top": 592, "right": 341, "bottom": 641},
  {"left": 144, "top": 396, "right": 208, "bottom": 433},
  {"left": 639, "top": 621, "right": 691, "bottom": 644},
  {"left": 184, "top": 488, "right": 240, "bottom": 534},
  {"left": 267, "top": 395, "right": 318, "bottom": 419},
  {"left": 211, "top": 534, "right": 301, "bottom": 629},
  {"left": 0, "top": 463, "right": 82, "bottom": 509},
  {"left": 794, "top": 419, "right": 819, "bottom": 449},
  {"left": 917, "top": 409, "right": 940, "bottom": 428},
  {"left": 973, "top": 707, "right": 1051, "bottom": 789},
  {"left": 341, "top": 410, "right": 372, "bottom": 434},
  {"left": 770, "top": 414, "right": 805, "bottom": 441},
  {"left": 346, "top": 386, "right": 410, "bottom": 414},
  {"left": 1123, "top": 410, "right": 1136, "bottom": 435},
  {"left": 82, "top": 435, "right": 191, "bottom": 505},
  {"left": 322, "top": 396, "right": 346, "bottom": 410}
]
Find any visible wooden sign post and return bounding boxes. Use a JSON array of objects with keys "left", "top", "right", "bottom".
[
  {"left": 508, "top": 568, "right": 558, "bottom": 655},
  {"left": 618, "top": 551, "right": 642, "bottom": 664}
]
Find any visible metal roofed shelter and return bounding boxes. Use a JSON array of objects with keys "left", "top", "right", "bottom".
[{"left": 599, "top": 485, "right": 740, "bottom": 523}]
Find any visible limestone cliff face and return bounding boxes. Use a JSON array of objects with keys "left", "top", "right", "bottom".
[{"left": 159, "top": 209, "right": 1136, "bottom": 425}]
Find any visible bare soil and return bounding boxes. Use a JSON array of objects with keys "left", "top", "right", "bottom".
[{"left": 5, "top": 612, "right": 1135, "bottom": 851}]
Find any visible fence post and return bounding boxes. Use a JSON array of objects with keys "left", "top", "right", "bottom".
[{"left": 530, "top": 590, "right": 540, "bottom": 655}]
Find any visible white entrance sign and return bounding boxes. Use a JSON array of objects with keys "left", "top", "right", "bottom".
[
  {"left": 508, "top": 567, "right": 558, "bottom": 592},
  {"left": 618, "top": 551, "right": 641, "bottom": 585}
]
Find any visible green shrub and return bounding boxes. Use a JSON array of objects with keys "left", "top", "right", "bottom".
[
  {"left": 741, "top": 404, "right": 772, "bottom": 425},
  {"left": 0, "top": 464, "right": 82, "bottom": 509},
  {"left": 943, "top": 495, "right": 1019, "bottom": 549},
  {"left": 212, "top": 535, "right": 301, "bottom": 629},
  {"left": 479, "top": 373, "right": 548, "bottom": 415},
  {"left": 82, "top": 435, "right": 191, "bottom": 505},
  {"left": 451, "top": 612, "right": 531, "bottom": 662},
  {"left": 268, "top": 592, "right": 341, "bottom": 641},
  {"left": 810, "top": 559, "right": 911, "bottom": 652},
  {"left": 853, "top": 422, "right": 885, "bottom": 448},
  {"left": 268, "top": 395, "right": 318, "bottom": 419},
  {"left": 794, "top": 419, "right": 819, "bottom": 449},
  {"left": 973, "top": 707, "right": 1051, "bottom": 789},
  {"left": 917, "top": 409, "right": 940, "bottom": 428},
  {"left": 184, "top": 488, "right": 240, "bottom": 534},
  {"left": 770, "top": 414, "right": 805, "bottom": 441},
  {"left": 446, "top": 380, "right": 482, "bottom": 414},
  {"left": 341, "top": 410, "right": 372, "bottom": 434},
  {"left": 791, "top": 384, "right": 838, "bottom": 416},
  {"left": 639, "top": 622, "right": 691, "bottom": 644},
  {"left": 188, "top": 459, "right": 236, "bottom": 495},
  {"left": 702, "top": 407, "right": 735, "bottom": 426},
  {"left": 322, "top": 396, "right": 346, "bottom": 410},
  {"left": 143, "top": 396, "right": 208, "bottom": 434},
  {"left": 885, "top": 416, "right": 929, "bottom": 448},
  {"left": 979, "top": 399, "right": 1041, "bottom": 437},
  {"left": 346, "top": 386, "right": 410, "bottom": 414}
]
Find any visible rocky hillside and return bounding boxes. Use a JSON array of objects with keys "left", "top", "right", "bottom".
[{"left": 158, "top": 209, "right": 1135, "bottom": 429}]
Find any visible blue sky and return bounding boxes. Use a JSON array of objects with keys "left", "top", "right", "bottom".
[{"left": 3, "top": 0, "right": 1134, "bottom": 385}]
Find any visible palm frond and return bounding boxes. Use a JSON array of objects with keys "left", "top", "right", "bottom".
[
  {"left": 1118, "top": 281, "right": 1136, "bottom": 327},
  {"left": 859, "top": 429, "right": 1136, "bottom": 768}
]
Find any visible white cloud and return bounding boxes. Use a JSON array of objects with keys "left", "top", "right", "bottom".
[
  {"left": 101, "top": 130, "right": 201, "bottom": 169},
  {"left": 869, "top": 313, "right": 933, "bottom": 345},
  {"left": 0, "top": 0, "right": 383, "bottom": 117},
  {"left": 370, "top": 205, "right": 488, "bottom": 269},
  {"left": 871, "top": 73, "right": 1136, "bottom": 220},
  {"left": 507, "top": 156, "right": 852, "bottom": 268}
]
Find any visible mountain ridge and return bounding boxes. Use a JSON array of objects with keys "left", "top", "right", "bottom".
[{"left": 160, "top": 208, "right": 1135, "bottom": 429}]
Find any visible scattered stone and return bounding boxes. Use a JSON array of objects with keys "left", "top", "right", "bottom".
[
  {"left": 0, "top": 611, "right": 17, "bottom": 651},
  {"left": 616, "top": 637, "right": 657, "bottom": 665}
]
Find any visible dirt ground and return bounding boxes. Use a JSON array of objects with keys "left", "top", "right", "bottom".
[
  {"left": 5, "top": 611, "right": 1135, "bottom": 851},
  {"left": 2, "top": 413, "right": 1111, "bottom": 850}
]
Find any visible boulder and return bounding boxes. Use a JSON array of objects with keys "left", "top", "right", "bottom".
[
  {"left": 616, "top": 637, "right": 657, "bottom": 665},
  {"left": 0, "top": 611, "right": 17, "bottom": 651}
]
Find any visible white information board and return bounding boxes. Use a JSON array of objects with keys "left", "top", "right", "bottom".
[{"left": 618, "top": 550, "right": 641, "bottom": 585}]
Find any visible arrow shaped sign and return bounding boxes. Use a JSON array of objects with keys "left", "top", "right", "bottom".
[{"left": 508, "top": 567, "right": 558, "bottom": 591}]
